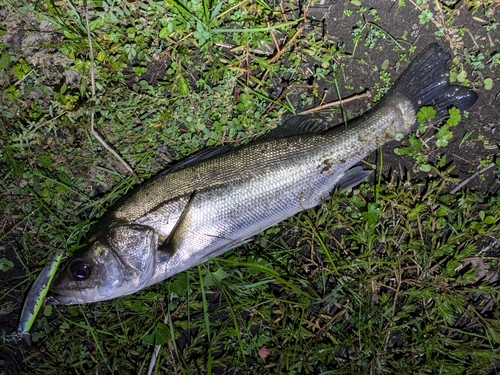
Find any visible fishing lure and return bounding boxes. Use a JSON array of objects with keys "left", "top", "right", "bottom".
[{"left": 17, "top": 251, "right": 64, "bottom": 342}]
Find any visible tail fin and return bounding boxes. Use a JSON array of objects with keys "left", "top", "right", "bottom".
[{"left": 390, "top": 43, "right": 477, "bottom": 119}]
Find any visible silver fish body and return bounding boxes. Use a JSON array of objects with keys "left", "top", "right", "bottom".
[{"left": 48, "top": 43, "right": 477, "bottom": 304}]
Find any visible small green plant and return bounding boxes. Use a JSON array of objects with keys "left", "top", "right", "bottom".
[
  {"left": 484, "top": 21, "right": 498, "bottom": 32},
  {"left": 0, "top": 257, "right": 14, "bottom": 271},
  {"left": 418, "top": 8, "right": 433, "bottom": 24},
  {"left": 435, "top": 106, "right": 461, "bottom": 147},
  {"left": 394, "top": 106, "right": 464, "bottom": 172}
]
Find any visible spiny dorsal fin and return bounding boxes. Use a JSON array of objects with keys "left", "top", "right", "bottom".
[{"left": 160, "top": 145, "right": 233, "bottom": 176}]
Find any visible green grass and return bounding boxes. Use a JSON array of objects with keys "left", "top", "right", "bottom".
[{"left": 1, "top": 0, "right": 500, "bottom": 374}]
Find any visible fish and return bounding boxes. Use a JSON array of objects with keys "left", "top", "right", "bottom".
[{"left": 47, "top": 43, "right": 477, "bottom": 304}]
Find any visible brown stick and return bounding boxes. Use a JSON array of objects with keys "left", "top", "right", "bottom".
[
  {"left": 450, "top": 161, "right": 496, "bottom": 194},
  {"left": 298, "top": 90, "right": 372, "bottom": 115},
  {"left": 268, "top": 22, "right": 281, "bottom": 53},
  {"left": 268, "top": 24, "right": 305, "bottom": 64},
  {"left": 267, "top": 4, "right": 309, "bottom": 64}
]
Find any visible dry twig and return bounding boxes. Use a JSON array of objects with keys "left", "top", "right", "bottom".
[
  {"left": 450, "top": 161, "right": 496, "bottom": 194},
  {"left": 147, "top": 309, "right": 170, "bottom": 375},
  {"left": 298, "top": 90, "right": 372, "bottom": 115}
]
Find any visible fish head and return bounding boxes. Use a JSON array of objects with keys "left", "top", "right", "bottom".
[{"left": 48, "top": 224, "right": 158, "bottom": 304}]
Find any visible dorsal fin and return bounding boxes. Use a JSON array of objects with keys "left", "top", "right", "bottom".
[
  {"left": 260, "top": 114, "right": 330, "bottom": 141},
  {"left": 161, "top": 115, "right": 329, "bottom": 175},
  {"left": 159, "top": 144, "right": 233, "bottom": 176}
]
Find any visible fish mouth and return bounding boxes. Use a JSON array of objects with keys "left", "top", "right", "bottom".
[
  {"left": 46, "top": 285, "right": 101, "bottom": 305},
  {"left": 45, "top": 292, "right": 87, "bottom": 305},
  {"left": 47, "top": 279, "right": 132, "bottom": 305}
]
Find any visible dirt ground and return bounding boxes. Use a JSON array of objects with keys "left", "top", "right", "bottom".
[{"left": 1, "top": 0, "right": 499, "bottom": 373}]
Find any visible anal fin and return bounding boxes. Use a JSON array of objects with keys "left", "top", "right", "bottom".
[{"left": 337, "top": 166, "right": 372, "bottom": 192}]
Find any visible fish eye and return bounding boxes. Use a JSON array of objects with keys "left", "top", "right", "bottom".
[{"left": 70, "top": 260, "right": 91, "bottom": 281}]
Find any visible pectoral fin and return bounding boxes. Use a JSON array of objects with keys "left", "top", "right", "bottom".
[{"left": 158, "top": 190, "right": 197, "bottom": 255}]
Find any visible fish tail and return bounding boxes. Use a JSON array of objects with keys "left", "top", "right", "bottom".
[{"left": 390, "top": 43, "right": 477, "bottom": 119}]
